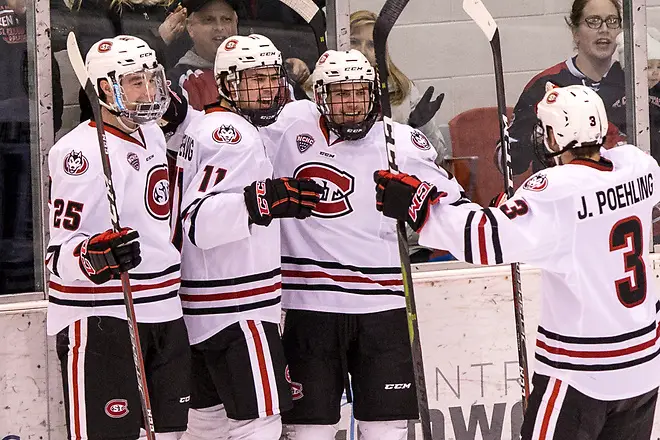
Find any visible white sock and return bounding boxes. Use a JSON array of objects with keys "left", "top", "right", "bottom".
[
  {"left": 282, "top": 424, "right": 336, "bottom": 440},
  {"left": 357, "top": 420, "right": 408, "bottom": 440}
]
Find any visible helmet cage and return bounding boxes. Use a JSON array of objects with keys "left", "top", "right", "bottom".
[
  {"left": 314, "top": 79, "right": 380, "bottom": 141},
  {"left": 104, "top": 64, "right": 170, "bottom": 124},
  {"left": 217, "top": 64, "right": 289, "bottom": 127}
]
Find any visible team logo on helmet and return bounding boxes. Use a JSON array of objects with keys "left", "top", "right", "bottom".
[
  {"left": 411, "top": 130, "right": 431, "bottom": 150},
  {"left": 212, "top": 125, "right": 242, "bottom": 144},
  {"left": 318, "top": 52, "right": 329, "bottom": 64},
  {"left": 224, "top": 39, "right": 239, "bottom": 51},
  {"left": 296, "top": 134, "right": 315, "bottom": 153},
  {"left": 546, "top": 91, "right": 559, "bottom": 104},
  {"left": 294, "top": 162, "right": 354, "bottom": 218},
  {"left": 523, "top": 173, "right": 548, "bottom": 192},
  {"left": 285, "top": 366, "right": 303, "bottom": 401},
  {"left": 126, "top": 152, "right": 140, "bottom": 171},
  {"left": 145, "top": 165, "right": 170, "bottom": 220},
  {"left": 105, "top": 399, "right": 129, "bottom": 418},
  {"left": 63, "top": 150, "right": 89, "bottom": 176},
  {"left": 98, "top": 41, "right": 113, "bottom": 53}
]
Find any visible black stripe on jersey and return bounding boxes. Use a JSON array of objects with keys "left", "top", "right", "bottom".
[
  {"left": 535, "top": 346, "right": 660, "bottom": 371},
  {"left": 47, "top": 245, "right": 61, "bottom": 278},
  {"left": 48, "top": 289, "right": 179, "bottom": 307},
  {"left": 183, "top": 296, "right": 281, "bottom": 315},
  {"left": 282, "top": 256, "right": 401, "bottom": 275},
  {"left": 482, "top": 208, "right": 503, "bottom": 264},
  {"left": 450, "top": 198, "right": 472, "bottom": 206},
  {"left": 283, "top": 282, "right": 404, "bottom": 297},
  {"left": 130, "top": 264, "right": 181, "bottom": 280},
  {"left": 181, "top": 268, "right": 281, "bottom": 288},
  {"left": 464, "top": 211, "right": 476, "bottom": 264},
  {"left": 186, "top": 192, "right": 219, "bottom": 246},
  {"left": 538, "top": 323, "right": 656, "bottom": 344},
  {"left": 656, "top": 301, "right": 660, "bottom": 313}
]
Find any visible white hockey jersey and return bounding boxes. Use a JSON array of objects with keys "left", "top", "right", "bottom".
[
  {"left": 419, "top": 144, "right": 660, "bottom": 400},
  {"left": 46, "top": 121, "right": 182, "bottom": 336},
  {"left": 261, "top": 100, "right": 463, "bottom": 314},
  {"left": 173, "top": 105, "right": 281, "bottom": 345}
]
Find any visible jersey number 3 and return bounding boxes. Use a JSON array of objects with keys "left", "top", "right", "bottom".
[{"left": 609, "top": 216, "right": 646, "bottom": 308}]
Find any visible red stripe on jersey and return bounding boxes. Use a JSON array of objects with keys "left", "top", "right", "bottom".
[
  {"left": 180, "top": 282, "right": 281, "bottom": 302},
  {"left": 536, "top": 325, "right": 660, "bottom": 358},
  {"left": 72, "top": 320, "right": 82, "bottom": 440},
  {"left": 282, "top": 270, "right": 403, "bottom": 287},
  {"left": 247, "top": 320, "right": 274, "bottom": 416},
  {"left": 478, "top": 214, "right": 488, "bottom": 265},
  {"left": 88, "top": 121, "right": 145, "bottom": 148},
  {"left": 49, "top": 277, "right": 180, "bottom": 294},
  {"left": 539, "top": 379, "right": 562, "bottom": 440}
]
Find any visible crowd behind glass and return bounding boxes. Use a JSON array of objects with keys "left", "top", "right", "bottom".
[{"left": 0, "top": 0, "right": 653, "bottom": 294}]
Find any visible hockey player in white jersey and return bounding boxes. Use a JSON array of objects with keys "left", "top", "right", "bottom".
[
  {"left": 46, "top": 36, "right": 190, "bottom": 439},
  {"left": 172, "top": 34, "right": 323, "bottom": 440},
  {"left": 375, "top": 84, "right": 660, "bottom": 440},
  {"left": 260, "top": 49, "right": 463, "bottom": 440}
]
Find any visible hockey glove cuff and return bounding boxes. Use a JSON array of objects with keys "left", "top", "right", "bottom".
[
  {"left": 244, "top": 178, "right": 324, "bottom": 226},
  {"left": 75, "top": 228, "right": 142, "bottom": 285},
  {"left": 374, "top": 170, "right": 444, "bottom": 232}
]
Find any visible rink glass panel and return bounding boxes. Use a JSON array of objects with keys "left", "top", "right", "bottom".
[
  {"left": 0, "top": 0, "right": 45, "bottom": 296},
  {"left": 15, "top": 0, "right": 655, "bottom": 299}
]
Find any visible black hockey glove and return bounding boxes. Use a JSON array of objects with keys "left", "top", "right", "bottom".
[
  {"left": 408, "top": 87, "right": 444, "bottom": 129},
  {"left": 374, "top": 170, "right": 444, "bottom": 232},
  {"left": 159, "top": 82, "right": 189, "bottom": 137},
  {"left": 75, "top": 228, "right": 142, "bottom": 285},
  {"left": 244, "top": 178, "right": 324, "bottom": 227}
]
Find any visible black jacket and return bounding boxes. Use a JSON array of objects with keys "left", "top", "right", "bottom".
[{"left": 508, "top": 56, "right": 626, "bottom": 175}]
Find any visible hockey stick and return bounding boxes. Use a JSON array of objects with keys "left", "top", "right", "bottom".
[
  {"left": 66, "top": 32, "right": 156, "bottom": 440},
  {"left": 462, "top": 0, "right": 530, "bottom": 412},
  {"left": 373, "top": 3, "right": 432, "bottom": 440},
  {"left": 279, "top": 0, "right": 328, "bottom": 56}
]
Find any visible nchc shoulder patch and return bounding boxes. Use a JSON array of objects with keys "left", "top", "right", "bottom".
[
  {"left": 296, "top": 133, "right": 315, "bottom": 153},
  {"left": 522, "top": 173, "right": 548, "bottom": 192},
  {"left": 212, "top": 124, "right": 242, "bottom": 144}
]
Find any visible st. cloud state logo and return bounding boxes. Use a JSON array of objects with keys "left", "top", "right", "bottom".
[{"left": 294, "top": 162, "right": 355, "bottom": 218}]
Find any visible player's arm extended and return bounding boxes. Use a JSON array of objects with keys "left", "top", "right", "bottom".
[
  {"left": 45, "top": 147, "right": 124, "bottom": 282},
  {"left": 418, "top": 195, "right": 561, "bottom": 267},
  {"left": 180, "top": 142, "right": 259, "bottom": 250}
]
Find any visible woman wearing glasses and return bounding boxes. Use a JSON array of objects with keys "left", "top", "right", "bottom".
[{"left": 501, "top": 0, "right": 625, "bottom": 175}]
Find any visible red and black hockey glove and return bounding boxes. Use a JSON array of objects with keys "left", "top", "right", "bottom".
[
  {"left": 374, "top": 170, "right": 443, "bottom": 232},
  {"left": 244, "top": 177, "right": 324, "bottom": 226},
  {"left": 75, "top": 228, "right": 142, "bottom": 285}
]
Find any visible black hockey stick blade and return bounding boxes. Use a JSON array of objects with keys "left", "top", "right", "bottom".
[
  {"left": 462, "top": 0, "right": 531, "bottom": 412},
  {"left": 373, "top": 0, "right": 409, "bottom": 120},
  {"left": 373, "top": 2, "right": 433, "bottom": 439},
  {"left": 279, "top": 0, "right": 328, "bottom": 55},
  {"left": 66, "top": 31, "right": 157, "bottom": 440}
]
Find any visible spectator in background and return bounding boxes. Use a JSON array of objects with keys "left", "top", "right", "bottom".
[
  {"left": 168, "top": 0, "right": 310, "bottom": 110},
  {"left": 503, "top": 0, "right": 626, "bottom": 176},
  {"left": 349, "top": 10, "right": 447, "bottom": 162},
  {"left": 350, "top": 9, "right": 446, "bottom": 263},
  {"left": 616, "top": 28, "right": 660, "bottom": 163},
  {"left": 0, "top": 0, "right": 63, "bottom": 292}
]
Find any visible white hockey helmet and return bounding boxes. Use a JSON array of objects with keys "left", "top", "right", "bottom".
[
  {"left": 214, "top": 34, "right": 287, "bottom": 126},
  {"left": 311, "top": 49, "right": 379, "bottom": 140},
  {"left": 85, "top": 35, "right": 170, "bottom": 124},
  {"left": 536, "top": 83, "right": 608, "bottom": 162}
]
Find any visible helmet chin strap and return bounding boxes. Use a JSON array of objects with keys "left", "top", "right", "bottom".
[{"left": 116, "top": 115, "right": 139, "bottom": 133}]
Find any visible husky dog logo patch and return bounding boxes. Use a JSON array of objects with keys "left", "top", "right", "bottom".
[
  {"left": 212, "top": 125, "right": 242, "bottom": 144},
  {"left": 523, "top": 173, "right": 548, "bottom": 192},
  {"left": 63, "top": 151, "right": 89, "bottom": 176}
]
